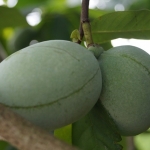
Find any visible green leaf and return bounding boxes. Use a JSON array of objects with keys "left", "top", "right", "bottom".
[
  {"left": 0, "top": 141, "right": 17, "bottom": 150},
  {"left": 15, "top": 0, "right": 48, "bottom": 8},
  {"left": 0, "top": 141, "right": 9, "bottom": 149},
  {"left": 0, "top": 6, "right": 28, "bottom": 30},
  {"left": 100, "top": 41, "right": 113, "bottom": 51},
  {"left": 70, "top": 29, "right": 81, "bottom": 42},
  {"left": 91, "top": 10, "right": 150, "bottom": 43},
  {"left": 36, "top": 14, "right": 71, "bottom": 41},
  {"left": 72, "top": 103, "right": 122, "bottom": 150},
  {"left": 54, "top": 124, "right": 72, "bottom": 145},
  {"left": 129, "top": 0, "right": 150, "bottom": 10}
]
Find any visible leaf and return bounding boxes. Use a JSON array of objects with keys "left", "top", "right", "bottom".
[
  {"left": 100, "top": 41, "right": 113, "bottom": 51},
  {"left": 5, "top": 146, "right": 18, "bottom": 150},
  {"left": 36, "top": 14, "right": 71, "bottom": 41},
  {"left": 72, "top": 103, "right": 122, "bottom": 150},
  {"left": 70, "top": 29, "right": 81, "bottom": 42},
  {"left": 91, "top": 10, "right": 150, "bottom": 43},
  {"left": 0, "top": 141, "right": 9, "bottom": 149},
  {"left": 54, "top": 124, "right": 72, "bottom": 145},
  {"left": 15, "top": 0, "right": 48, "bottom": 8},
  {"left": 129, "top": 0, "right": 150, "bottom": 10},
  {"left": 0, "top": 6, "right": 28, "bottom": 30},
  {"left": 0, "top": 141, "right": 17, "bottom": 150}
]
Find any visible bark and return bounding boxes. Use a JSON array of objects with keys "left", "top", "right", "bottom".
[{"left": 0, "top": 104, "right": 79, "bottom": 150}]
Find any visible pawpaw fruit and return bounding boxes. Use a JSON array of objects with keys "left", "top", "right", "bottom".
[
  {"left": 0, "top": 40, "right": 102, "bottom": 131},
  {"left": 98, "top": 45, "right": 150, "bottom": 136}
]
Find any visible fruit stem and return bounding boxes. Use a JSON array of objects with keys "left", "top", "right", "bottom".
[
  {"left": 79, "top": 0, "right": 94, "bottom": 47},
  {"left": 82, "top": 22, "right": 94, "bottom": 47}
]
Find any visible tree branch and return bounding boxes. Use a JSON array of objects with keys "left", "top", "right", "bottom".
[
  {"left": 126, "top": 136, "right": 136, "bottom": 150},
  {"left": 81, "top": 0, "right": 89, "bottom": 22},
  {"left": 0, "top": 104, "right": 79, "bottom": 150}
]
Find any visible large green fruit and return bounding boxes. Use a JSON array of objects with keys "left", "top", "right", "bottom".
[
  {"left": 0, "top": 40, "right": 102, "bottom": 131},
  {"left": 98, "top": 45, "right": 150, "bottom": 136}
]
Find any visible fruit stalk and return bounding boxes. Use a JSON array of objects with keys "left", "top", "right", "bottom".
[{"left": 82, "top": 22, "right": 94, "bottom": 47}]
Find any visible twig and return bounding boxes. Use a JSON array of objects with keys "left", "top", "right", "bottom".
[
  {"left": 81, "top": 0, "right": 89, "bottom": 22},
  {"left": 0, "top": 104, "right": 79, "bottom": 150},
  {"left": 78, "top": 0, "right": 94, "bottom": 47},
  {"left": 126, "top": 136, "right": 136, "bottom": 150},
  {"left": 78, "top": 0, "right": 90, "bottom": 44}
]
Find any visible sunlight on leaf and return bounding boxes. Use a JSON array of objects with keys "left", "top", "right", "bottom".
[
  {"left": 54, "top": 124, "right": 72, "bottom": 145},
  {"left": 135, "top": 132, "right": 150, "bottom": 150}
]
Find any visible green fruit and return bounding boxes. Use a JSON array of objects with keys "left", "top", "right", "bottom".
[
  {"left": 0, "top": 40, "right": 102, "bottom": 131},
  {"left": 98, "top": 45, "right": 150, "bottom": 136}
]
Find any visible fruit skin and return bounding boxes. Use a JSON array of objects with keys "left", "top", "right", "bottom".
[
  {"left": 88, "top": 44, "right": 104, "bottom": 59},
  {"left": 98, "top": 45, "right": 150, "bottom": 136},
  {"left": 0, "top": 40, "right": 102, "bottom": 131}
]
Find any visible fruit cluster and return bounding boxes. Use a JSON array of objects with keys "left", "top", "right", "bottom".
[{"left": 0, "top": 40, "right": 149, "bottom": 136}]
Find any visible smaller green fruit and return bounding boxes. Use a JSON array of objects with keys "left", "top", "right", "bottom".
[{"left": 98, "top": 45, "right": 150, "bottom": 136}]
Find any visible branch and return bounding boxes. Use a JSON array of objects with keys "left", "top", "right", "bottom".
[
  {"left": 81, "top": 0, "right": 89, "bottom": 22},
  {"left": 126, "top": 136, "right": 136, "bottom": 150},
  {"left": 0, "top": 104, "right": 79, "bottom": 150}
]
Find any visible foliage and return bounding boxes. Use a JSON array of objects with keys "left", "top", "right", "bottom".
[
  {"left": 0, "top": 6, "right": 28, "bottom": 30},
  {"left": 91, "top": 10, "right": 150, "bottom": 43},
  {"left": 0, "top": 0, "right": 150, "bottom": 150},
  {"left": 72, "top": 103, "right": 122, "bottom": 150}
]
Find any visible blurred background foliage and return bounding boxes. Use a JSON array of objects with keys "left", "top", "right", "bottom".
[{"left": 0, "top": 0, "right": 150, "bottom": 150}]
